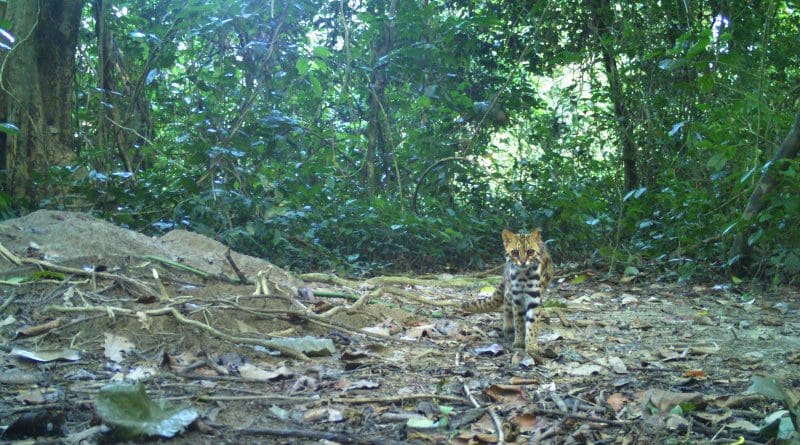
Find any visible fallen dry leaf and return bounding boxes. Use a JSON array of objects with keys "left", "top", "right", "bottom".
[
  {"left": 361, "top": 326, "right": 391, "bottom": 337},
  {"left": 15, "top": 388, "right": 53, "bottom": 404},
  {"left": 234, "top": 319, "right": 259, "bottom": 334},
  {"left": 103, "top": 333, "right": 135, "bottom": 363},
  {"left": 475, "top": 343, "right": 504, "bottom": 356},
  {"left": 405, "top": 323, "right": 437, "bottom": 339},
  {"left": 16, "top": 318, "right": 62, "bottom": 337},
  {"left": 683, "top": 369, "right": 707, "bottom": 378},
  {"left": 510, "top": 413, "right": 539, "bottom": 432},
  {"left": 343, "top": 379, "right": 380, "bottom": 391},
  {"left": 607, "top": 392, "right": 632, "bottom": 412},
  {"left": 567, "top": 363, "right": 604, "bottom": 376},
  {"left": 303, "top": 407, "right": 344, "bottom": 423},
  {"left": 239, "top": 363, "right": 292, "bottom": 381},
  {"left": 484, "top": 384, "right": 527, "bottom": 408},
  {"left": 509, "top": 376, "right": 539, "bottom": 385},
  {"left": 641, "top": 389, "right": 705, "bottom": 413},
  {"left": 10, "top": 347, "right": 80, "bottom": 362},
  {"left": 596, "top": 355, "right": 628, "bottom": 374}
]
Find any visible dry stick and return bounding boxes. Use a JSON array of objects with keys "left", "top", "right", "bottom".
[
  {"left": 299, "top": 272, "right": 359, "bottom": 288},
  {"left": 198, "top": 393, "right": 466, "bottom": 405},
  {"left": 528, "top": 407, "right": 627, "bottom": 426},
  {"left": 141, "top": 255, "right": 208, "bottom": 277},
  {"left": 44, "top": 304, "right": 309, "bottom": 360},
  {"left": 0, "top": 292, "right": 18, "bottom": 312},
  {"left": 312, "top": 288, "right": 359, "bottom": 301},
  {"left": 367, "top": 275, "right": 480, "bottom": 289},
  {"left": 223, "top": 248, "right": 249, "bottom": 284},
  {"left": 317, "top": 289, "right": 375, "bottom": 318},
  {"left": 463, "top": 382, "right": 504, "bottom": 445},
  {"left": 234, "top": 427, "right": 361, "bottom": 444},
  {"left": 381, "top": 286, "right": 460, "bottom": 307},
  {"left": 0, "top": 242, "right": 23, "bottom": 266},
  {"left": 0, "top": 245, "right": 158, "bottom": 298},
  {"left": 210, "top": 298, "right": 404, "bottom": 344}
]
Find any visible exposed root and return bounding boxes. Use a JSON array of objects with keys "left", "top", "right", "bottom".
[{"left": 44, "top": 304, "right": 310, "bottom": 360}]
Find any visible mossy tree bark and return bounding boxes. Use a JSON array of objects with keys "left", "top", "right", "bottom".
[{"left": 0, "top": 0, "right": 84, "bottom": 206}]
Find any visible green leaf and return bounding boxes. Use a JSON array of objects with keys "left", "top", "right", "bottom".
[
  {"left": 296, "top": 57, "right": 309, "bottom": 75},
  {"left": 406, "top": 416, "right": 436, "bottom": 429},
  {"left": 747, "top": 229, "right": 764, "bottom": 247},
  {"left": 309, "top": 75, "right": 323, "bottom": 97},
  {"left": 0, "top": 122, "right": 20, "bottom": 135},
  {"left": 94, "top": 383, "right": 198, "bottom": 439},
  {"left": 417, "top": 95, "right": 432, "bottom": 108},
  {"left": 570, "top": 274, "right": 588, "bottom": 284},
  {"left": 267, "top": 336, "right": 335, "bottom": 357},
  {"left": 706, "top": 153, "right": 727, "bottom": 171},
  {"left": 268, "top": 405, "right": 290, "bottom": 420},
  {"left": 747, "top": 376, "right": 787, "bottom": 401},
  {"left": 623, "top": 266, "right": 639, "bottom": 277},
  {"left": 313, "top": 46, "right": 332, "bottom": 58},
  {"left": 686, "top": 35, "right": 710, "bottom": 58},
  {"left": 439, "top": 405, "right": 454, "bottom": 415},
  {"left": 721, "top": 222, "right": 737, "bottom": 236},
  {"left": 696, "top": 74, "right": 714, "bottom": 93}
]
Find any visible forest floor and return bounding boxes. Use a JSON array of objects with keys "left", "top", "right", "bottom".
[{"left": 0, "top": 210, "right": 798, "bottom": 444}]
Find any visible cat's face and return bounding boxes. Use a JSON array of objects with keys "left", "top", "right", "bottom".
[{"left": 502, "top": 228, "right": 545, "bottom": 268}]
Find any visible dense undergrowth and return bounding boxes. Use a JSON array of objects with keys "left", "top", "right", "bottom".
[
  {"left": 30, "top": 134, "right": 794, "bottom": 286},
  {"left": 1, "top": 1, "right": 799, "bottom": 284}
]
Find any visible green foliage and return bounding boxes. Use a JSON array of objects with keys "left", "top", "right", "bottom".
[{"left": 10, "top": 0, "right": 799, "bottom": 279}]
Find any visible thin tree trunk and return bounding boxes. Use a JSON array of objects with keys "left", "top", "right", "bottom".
[
  {"left": 587, "top": 0, "right": 638, "bottom": 191},
  {"left": 730, "top": 108, "right": 800, "bottom": 266},
  {"left": 0, "top": 0, "right": 84, "bottom": 206},
  {"left": 364, "top": 0, "right": 396, "bottom": 196}
]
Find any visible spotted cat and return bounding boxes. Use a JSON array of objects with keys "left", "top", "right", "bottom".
[{"left": 462, "top": 228, "right": 554, "bottom": 354}]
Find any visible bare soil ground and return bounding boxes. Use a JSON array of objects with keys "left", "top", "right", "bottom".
[{"left": 0, "top": 211, "right": 798, "bottom": 444}]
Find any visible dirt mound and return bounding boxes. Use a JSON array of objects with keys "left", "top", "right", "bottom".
[{"left": 0, "top": 210, "right": 300, "bottom": 294}]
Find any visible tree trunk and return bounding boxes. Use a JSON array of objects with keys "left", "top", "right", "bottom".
[
  {"left": 730, "top": 108, "right": 800, "bottom": 267},
  {"left": 0, "top": 0, "right": 84, "bottom": 206},
  {"left": 364, "top": 0, "right": 396, "bottom": 196},
  {"left": 94, "top": 0, "right": 152, "bottom": 177},
  {"left": 587, "top": 0, "right": 638, "bottom": 191}
]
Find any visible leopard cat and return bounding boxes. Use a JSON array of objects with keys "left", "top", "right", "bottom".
[{"left": 462, "top": 228, "right": 554, "bottom": 354}]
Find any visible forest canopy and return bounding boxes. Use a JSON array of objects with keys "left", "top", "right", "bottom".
[{"left": 0, "top": 0, "right": 798, "bottom": 282}]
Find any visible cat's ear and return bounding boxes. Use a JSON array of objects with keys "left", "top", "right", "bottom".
[
  {"left": 501, "top": 229, "right": 514, "bottom": 245},
  {"left": 530, "top": 228, "right": 542, "bottom": 240}
]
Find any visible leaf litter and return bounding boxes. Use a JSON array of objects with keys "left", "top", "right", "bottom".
[{"left": 0, "top": 210, "right": 799, "bottom": 443}]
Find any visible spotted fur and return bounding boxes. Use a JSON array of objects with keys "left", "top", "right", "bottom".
[{"left": 462, "top": 228, "right": 553, "bottom": 354}]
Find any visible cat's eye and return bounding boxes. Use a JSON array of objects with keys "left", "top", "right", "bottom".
[
  {"left": 526, "top": 249, "right": 535, "bottom": 256},
  {"left": 511, "top": 250, "right": 519, "bottom": 257}
]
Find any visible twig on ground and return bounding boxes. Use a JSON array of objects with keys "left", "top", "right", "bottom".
[
  {"left": 317, "top": 290, "right": 376, "bottom": 318},
  {"left": 223, "top": 248, "right": 248, "bottom": 284},
  {"left": 528, "top": 407, "right": 627, "bottom": 426},
  {"left": 44, "top": 304, "right": 309, "bottom": 360},
  {"left": 463, "top": 381, "right": 504, "bottom": 444},
  {"left": 0, "top": 245, "right": 157, "bottom": 299},
  {"left": 141, "top": 255, "right": 209, "bottom": 278},
  {"left": 199, "top": 392, "right": 466, "bottom": 405},
  {"left": 312, "top": 288, "right": 359, "bottom": 301},
  {"left": 234, "top": 427, "right": 363, "bottom": 444},
  {"left": 298, "top": 272, "right": 359, "bottom": 288},
  {"left": 210, "top": 298, "right": 402, "bottom": 343},
  {"left": 382, "top": 286, "right": 460, "bottom": 307},
  {"left": 0, "top": 292, "right": 18, "bottom": 312}
]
